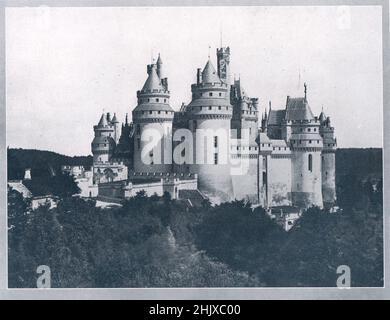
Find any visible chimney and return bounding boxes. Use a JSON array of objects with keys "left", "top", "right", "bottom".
[
  {"left": 196, "top": 68, "right": 202, "bottom": 85},
  {"left": 24, "top": 168, "right": 31, "bottom": 180},
  {"left": 161, "top": 78, "right": 169, "bottom": 91},
  {"left": 147, "top": 64, "right": 154, "bottom": 75}
]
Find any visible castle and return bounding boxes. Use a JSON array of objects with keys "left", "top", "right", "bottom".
[{"left": 91, "top": 46, "right": 337, "bottom": 209}]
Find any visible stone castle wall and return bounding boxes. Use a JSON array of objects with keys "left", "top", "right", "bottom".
[
  {"left": 322, "top": 151, "right": 336, "bottom": 206},
  {"left": 291, "top": 150, "right": 323, "bottom": 208},
  {"left": 268, "top": 155, "right": 292, "bottom": 206}
]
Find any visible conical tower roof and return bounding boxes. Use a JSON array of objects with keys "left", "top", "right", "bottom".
[
  {"left": 319, "top": 111, "right": 326, "bottom": 122},
  {"left": 202, "top": 59, "right": 220, "bottom": 84},
  {"left": 111, "top": 113, "right": 119, "bottom": 123},
  {"left": 97, "top": 113, "right": 108, "bottom": 127},
  {"left": 156, "top": 53, "right": 163, "bottom": 66},
  {"left": 156, "top": 54, "right": 164, "bottom": 79},
  {"left": 141, "top": 66, "right": 163, "bottom": 92}
]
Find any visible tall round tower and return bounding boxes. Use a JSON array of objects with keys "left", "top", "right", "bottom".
[
  {"left": 289, "top": 85, "right": 323, "bottom": 208},
  {"left": 185, "top": 58, "right": 233, "bottom": 202},
  {"left": 132, "top": 60, "right": 174, "bottom": 173},
  {"left": 91, "top": 113, "right": 116, "bottom": 163},
  {"left": 319, "top": 111, "right": 337, "bottom": 207},
  {"left": 111, "top": 113, "right": 120, "bottom": 144},
  {"left": 229, "top": 78, "right": 259, "bottom": 203}
]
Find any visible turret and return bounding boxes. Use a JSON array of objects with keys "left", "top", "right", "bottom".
[
  {"left": 111, "top": 113, "right": 120, "bottom": 144},
  {"left": 288, "top": 84, "right": 324, "bottom": 208},
  {"left": 319, "top": 109, "right": 337, "bottom": 207},
  {"left": 230, "top": 78, "right": 258, "bottom": 144},
  {"left": 261, "top": 107, "right": 268, "bottom": 133},
  {"left": 185, "top": 56, "right": 233, "bottom": 203},
  {"left": 132, "top": 57, "right": 174, "bottom": 173},
  {"left": 229, "top": 76, "right": 259, "bottom": 203},
  {"left": 156, "top": 53, "right": 164, "bottom": 79},
  {"left": 217, "top": 47, "right": 230, "bottom": 85},
  {"left": 91, "top": 113, "right": 116, "bottom": 163}
]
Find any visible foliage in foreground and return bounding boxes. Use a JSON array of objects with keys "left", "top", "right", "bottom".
[
  {"left": 8, "top": 192, "right": 256, "bottom": 288},
  {"left": 8, "top": 178, "right": 382, "bottom": 287}
]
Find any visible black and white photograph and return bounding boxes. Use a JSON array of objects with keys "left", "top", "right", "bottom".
[{"left": 2, "top": 0, "right": 389, "bottom": 300}]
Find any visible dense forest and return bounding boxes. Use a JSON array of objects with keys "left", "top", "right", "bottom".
[
  {"left": 7, "top": 148, "right": 93, "bottom": 180},
  {"left": 7, "top": 148, "right": 383, "bottom": 287}
]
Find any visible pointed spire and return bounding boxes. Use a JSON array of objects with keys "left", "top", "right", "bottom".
[
  {"left": 98, "top": 113, "right": 107, "bottom": 127},
  {"left": 202, "top": 59, "right": 220, "bottom": 83},
  {"left": 125, "top": 113, "right": 128, "bottom": 125},
  {"left": 111, "top": 113, "right": 119, "bottom": 123},
  {"left": 304, "top": 82, "right": 307, "bottom": 100},
  {"left": 156, "top": 53, "right": 163, "bottom": 79},
  {"left": 319, "top": 106, "right": 326, "bottom": 123},
  {"left": 141, "top": 66, "right": 163, "bottom": 92},
  {"left": 157, "top": 53, "right": 162, "bottom": 65}
]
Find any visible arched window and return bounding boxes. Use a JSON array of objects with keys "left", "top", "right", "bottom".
[{"left": 308, "top": 154, "right": 313, "bottom": 172}]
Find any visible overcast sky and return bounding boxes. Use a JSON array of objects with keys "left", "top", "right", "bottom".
[{"left": 6, "top": 6, "right": 383, "bottom": 156}]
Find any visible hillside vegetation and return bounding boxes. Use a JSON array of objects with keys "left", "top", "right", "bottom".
[{"left": 7, "top": 147, "right": 383, "bottom": 287}]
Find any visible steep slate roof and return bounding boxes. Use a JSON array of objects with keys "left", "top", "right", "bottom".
[
  {"left": 258, "top": 132, "right": 272, "bottom": 143},
  {"left": 141, "top": 67, "right": 164, "bottom": 92},
  {"left": 111, "top": 113, "right": 119, "bottom": 123},
  {"left": 202, "top": 60, "right": 220, "bottom": 83},
  {"left": 285, "top": 97, "right": 314, "bottom": 121},
  {"left": 156, "top": 54, "right": 163, "bottom": 65},
  {"left": 268, "top": 109, "right": 286, "bottom": 126},
  {"left": 319, "top": 111, "right": 326, "bottom": 122},
  {"left": 270, "top": 139, "right": 288, "bottom": 147},
  {"left": 97, "top": 113, "right": 108, "bottom": 127}
]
